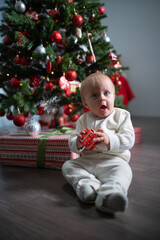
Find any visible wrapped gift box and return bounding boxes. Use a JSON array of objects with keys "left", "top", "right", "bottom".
[
  {"left": 134, "top": 127, "right": 142, "bottom": 144},
  {"left": 0, "top": 129, "right": 78, "bottom": 169}
]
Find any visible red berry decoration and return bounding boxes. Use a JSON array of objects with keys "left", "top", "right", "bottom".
[
  {"left": 72, "top": 14, "right": 83, "bottom": 26},
  {"left": 10, "top": 77, "right": 20, "bottom": 87},
  {"left": 86, "top": 55, "right": 94, "bottom": 64},
  {"left": 65, "top": 69, "right": 77, "bottom": 81},
  {"left": 6, "top": 113, "right": 14, "bottom": 120},
  {"left": 51, "top": 31, "right": 62, "bottom": 43},
  {"left": 99, "top": 6, "right": 105, "bottom": 15},
  {"left": 45, "top": 82, "right": 53, "bottom": 91},
  {"left": 37, "top": 106, "right": 44, "bottom": 115},
  {"left": 70, "top": 114, "right": 79, "bottom": 122},
  {"left": 13, "top": 114, "right": 26, "bottom": 127}
]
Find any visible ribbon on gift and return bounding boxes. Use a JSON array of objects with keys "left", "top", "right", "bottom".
[{"left": 37, "top": 127, "right": 73, "bottom": 168}]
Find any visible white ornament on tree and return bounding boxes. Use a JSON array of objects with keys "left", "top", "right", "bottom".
[
  {"left": 35, "top": 44, "right": 46, "bottom": 54},
  {"left": 15, "top": 1, "right": 26, "bottom": 13}
]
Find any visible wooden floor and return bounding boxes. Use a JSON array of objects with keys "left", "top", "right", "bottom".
[{"left": 0, "top": 117, "right": 160, "bottom": 240}]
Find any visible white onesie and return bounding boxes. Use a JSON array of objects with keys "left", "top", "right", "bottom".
[{"left": 62, "top": 108, "right": 135, "bottom": 203}]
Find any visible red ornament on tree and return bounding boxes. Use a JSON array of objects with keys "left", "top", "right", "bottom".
[
  {"left": 37, "top": 106, "right": 44, "bottom": 115},
  {"left": 45, "top": 82, "right": 53, "bottom": 91},
  {"left": 29, "top": 75, "right": 40, "bottom": 87},
  {"left": 86, "top": 55, "right": 94, "bottom": 64},
  {"left": 51, "top": 31, "right": 62, "bottom": 43},
  {"left": 6, "top": 113, "right": 14, "bottom": 120},
  {"left": 65, "top": 69, "right": 77, "bottom": 81},
  {"left": 10, "top": 77, "right": 20, "bottom": 87},
  {"left": 64, "top": 106, "right": 73, "bottom": 115},
  {"left": 13, "top": 114, "right": 26, "bottom": 127},
  {"left": 20, "top": 58, "right": 29, "bottom": 66},
  {"left": 99, "top": 6, "right": 105, "bottom": 15},
  {"left": 48, "top": 9, "right": 59, "bottom": 21},
  {"left": 46, "top": 60, "right": 52, "bottom": 73},
  {"left": 70, "top": 114, "right": 79, "bottom": 122},
  {"left": 56, "top": 56, "right": 62, "bottom": 64},
  {"left": 25, "top": 10, "right": 38, "bottom": 21},
  {"left": 14, "top": 56, "right": 20, "bottom": 64},
  {"left": 0, "top": 110, "right": 5, "bottom": 117},
  {"left": 3, "top": 36, "right": 10, "bottom": 45},
  {"left": 72, "top": 14, "right": 83, "bottom": 26}
]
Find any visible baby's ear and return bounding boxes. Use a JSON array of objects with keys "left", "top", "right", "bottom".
[{"left": 82, "top": 98, "right": 89, "bottom": 109}]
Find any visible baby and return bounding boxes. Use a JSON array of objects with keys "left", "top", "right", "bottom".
[{"left": 62, "top": 72, "right": 135, "bottom": 214}]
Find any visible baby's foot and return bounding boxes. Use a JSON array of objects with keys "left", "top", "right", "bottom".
[
  {"left": 95, "top": 192, "right": 128, "bottom": 214},
  {"left": 77, "top": 184, "right": 97, "bottom": 203}
]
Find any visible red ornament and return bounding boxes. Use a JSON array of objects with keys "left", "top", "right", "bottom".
[
  {"left": 13, "top": 114, "right": 26, "bottom": 127},
  {"left": 3, "top": 36, "right": 10, "bottom": 45},
  {"left": 59, "top": 76, "right": 69, "bottom": 91},
  {"left": 0, "top": 111, "right": 5, "bottom": 117},
  {"left": 72, "top": 14, "right": 83, "bottom": 26},
  {"left": 65, "top": 69, "right": 77, "bottom": 81},
  {"left": 51, "top": 31, "right": 62, "bottom": 43},
  {"left": 29, "top": 75, "right": 40, "bottom": 87},
  {"left": 14, "top": 56, "right": 20, "bottom": 64},
  {"left": 37, "top": 106, "right": 45, "bottom": 115},
  {"left": 70, "top": 114, "right": 79, "bottom": 122},
  {"left": 48, "top": 9, "right": 59, "bottom": 21},
  {"left": 64, "top": 106, "right": 73, "bottom": 115},
  {"left": 99, "top": 6, "right": 105, "bottom": 15},
  {"left": 20, "top": 58, "right": 29, "bottom": 66},
  {"left": 6, "top": 113, "right": 14, "bottom": 120},
  {"left": 10, "top": 77, "right": 20, "bottom": 87},
  {"left": 86, "top": 55, "right": 94, "bottom": 64},
  {"left": 45, "top": 82, "right": 53, "bottom": 91},
  {"left": 56, "top": 56, "right": 62, "bottom": 64},
  {"left": 46, "top": 60, "right": 52, "bottom": 73},
  {"left": 25, "top": 10, "right": 38, "bottom": 21}
]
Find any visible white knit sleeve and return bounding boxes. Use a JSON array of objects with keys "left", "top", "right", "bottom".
[
  {"left": 68, "top": 118, "right": 85, "bottom": 154},
  {"left": 108, "top": 110, "right": 135, "bottom": 151}
]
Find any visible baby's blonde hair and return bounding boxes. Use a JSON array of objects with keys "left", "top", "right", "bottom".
[{"left": 80, "top": 72, "right": 115, "bottom": 101}]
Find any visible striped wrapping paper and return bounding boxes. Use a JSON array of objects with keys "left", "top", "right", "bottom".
[
  {"left": 0, "top": 131, "right": 78, "bottom": 169},
  {"left": 134, "top": 127, "right": 143, "bottom": 144}
]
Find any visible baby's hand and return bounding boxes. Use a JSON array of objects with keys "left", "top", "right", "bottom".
[
  {"left": 93, "top": 128, "right": 110, "bottom": 149},
  {"left": 76, "top": 130, "right": 86, "bottom": 149}
]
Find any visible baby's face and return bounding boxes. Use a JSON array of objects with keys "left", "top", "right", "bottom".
[{"left": 83, "top": 77, "right": 115, "bottom": 118}]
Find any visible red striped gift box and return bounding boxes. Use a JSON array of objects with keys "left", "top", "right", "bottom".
[
  {"left": 0, "top": 130, "right": 78, "bottom": 169},
  {"left": 134, "top": 127, "right": 142, "bottom": 144}
]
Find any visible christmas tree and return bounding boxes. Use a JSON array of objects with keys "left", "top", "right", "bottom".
[{"left": 0, "top": 0, "right": 128, "bottom": 128}]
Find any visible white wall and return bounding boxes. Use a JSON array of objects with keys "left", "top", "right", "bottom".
[{"left": 102, "top": 0, "right": 160, "bottom": 117}]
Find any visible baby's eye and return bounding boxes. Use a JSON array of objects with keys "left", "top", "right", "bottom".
[
  {"left": 104, "top": 91, "right": 110, "bottom": 96},
  {"left": 92, "top": 93, "right": 98, "bottom": 98}
]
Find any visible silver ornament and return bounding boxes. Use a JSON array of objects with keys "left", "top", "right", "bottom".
[
  {"left": 25, "top": 119, "right": 41, "bottom": 136},
  {"left": 103, "top": 33, "right": 110, "bottom": 42},
  {"left": 35, "top": 44, "right": 46, "bottom": 55},
  {"left": 15, "top": 1, "right": 26, "bottom": 13}
]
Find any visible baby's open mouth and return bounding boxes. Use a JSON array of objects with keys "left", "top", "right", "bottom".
[{"left": 100, "top": 105, "right": 107, "bottom": 110}]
